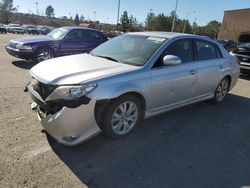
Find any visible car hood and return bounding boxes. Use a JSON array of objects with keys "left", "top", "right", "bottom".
[
  {"left": 30, "top": 53, "right": 140, "bottom": 85},
  {"left": 12, "top": 36, "right": 55, "bottom": 44}
]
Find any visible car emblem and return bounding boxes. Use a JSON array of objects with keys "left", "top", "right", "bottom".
[{"left": 242, "top": 57, "right": 248, "bottom": 61}]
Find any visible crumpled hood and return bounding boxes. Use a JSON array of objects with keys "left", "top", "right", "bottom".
[
  {"left": 30, "top": 53, "right": 139, "bottom": 85},
  {"left": 12, "top": 36, "right": 55, "bottom": 44}
]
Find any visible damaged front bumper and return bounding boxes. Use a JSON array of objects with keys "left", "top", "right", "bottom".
[{"left": 26, "top": 84, "right": 101, "bottom": 146}]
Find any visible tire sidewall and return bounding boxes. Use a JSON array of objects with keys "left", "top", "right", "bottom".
[
  {"left": 101, "top": 95, "right": 142, "bottom": 138},
  {"left": 34, "top": 47, "right": 54, "bottom": 63},
  {"left": 212, "top": 77, "right": 230, "bottom": 104}
]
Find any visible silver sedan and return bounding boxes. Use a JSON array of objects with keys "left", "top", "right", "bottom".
[{"left": 26, "top": 32, "right": 240, "bottom": 146}]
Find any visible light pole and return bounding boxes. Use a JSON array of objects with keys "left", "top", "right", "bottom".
[
  {"left": 183, "top": 11, "right": 195, "bottom": 33},
  {"left": 35, "top": 2, "right": 38, "bottom": 15},
  {"left": 107, "top": 17, "right": 109, "bottom": 24},
  {"left": 171, "top": 0, "right": 179, "bottom": 32},
  {"left": 16, "top": 5, "right": 20, "bottom": 13},
  {"left": 117, "top": 0, "right": 121, "bottom": 30},
  {"left": 193, "top": 17, "right": 197, "bottom": 34},
  {"left": 93, "top": 11, "right": 96, "bottom": 22}
]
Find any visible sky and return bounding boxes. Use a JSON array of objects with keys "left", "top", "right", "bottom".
[{"left": 13, "top": 0, "right": 250, "bottom": 26}]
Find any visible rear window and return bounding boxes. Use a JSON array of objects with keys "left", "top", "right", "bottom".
[{"left": 195, "top": 40, "right": 222, "bottom": 60}]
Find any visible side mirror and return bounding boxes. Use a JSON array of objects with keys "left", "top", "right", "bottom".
[{"left": 162, "top": 55, "right": 182, "bottom": 66}]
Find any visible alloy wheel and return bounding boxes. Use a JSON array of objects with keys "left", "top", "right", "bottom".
[
  {"left": 37, "top": 49, "right": 53, "bottom": 62},
  {"left": 215, "top": 79, "right": 229, "bottom": 102},
  {"left": 111, "top": 101, "right": 139, "bottom": 135}
]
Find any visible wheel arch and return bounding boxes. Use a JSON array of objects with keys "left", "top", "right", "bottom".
[
  {"left": 35, "top": 44, "right": 55, "bottom": 55},
  {"left": 223, "top": 74, "right": 232, "bottom": 90},
  {"left": 94, "top": 91, "right": 147, "bottom": 127}
]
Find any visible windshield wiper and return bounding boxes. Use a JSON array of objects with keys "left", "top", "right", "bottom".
[{"left": 92, "top": 53, "right": 121, "bottom": 63}]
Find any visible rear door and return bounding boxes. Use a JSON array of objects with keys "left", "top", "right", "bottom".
[{"left": 193, "top": 39, "right": 225, "bottom": 96}]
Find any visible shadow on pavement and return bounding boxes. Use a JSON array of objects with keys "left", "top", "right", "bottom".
[
  {"left": 48, "top": 93, "right": 250, "bottom": 188},
  {"left": 12, "top": 60, "right": 36, "bottom": 70}
]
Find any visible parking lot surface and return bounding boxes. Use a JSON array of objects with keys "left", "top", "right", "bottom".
[{"left": 0, "top": 33, "right": 250, "bottom": 188}]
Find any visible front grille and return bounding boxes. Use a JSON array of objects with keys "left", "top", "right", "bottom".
[
  {"left": 237, "top": 56, "right": 250, "bottom": 62},
  {"left": 32, "top": 80, "right": 57, "bottom": 100},
  {"left": 39, "top": 82, "right": 57, "bottom": 99}
]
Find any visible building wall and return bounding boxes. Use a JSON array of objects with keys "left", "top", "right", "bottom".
[{"left": 218, "top": 9, "right": 250, "bottom": 41}]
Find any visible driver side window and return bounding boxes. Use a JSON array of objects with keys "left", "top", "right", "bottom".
[
  {"left": 64, "top": 30, "right": 83, "bottom": 41},
  {"left": 166, "top": 39, "right": 194, "bottom": 63},
  {"left": 154, "top": 39, "right": 194, "bottom": 67}
]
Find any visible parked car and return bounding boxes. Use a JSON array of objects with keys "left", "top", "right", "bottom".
[
  {"left": 6, "top": 23, "right": 17, "bottom": 32},
  {"left": 23, "top": 25, "right": 39, "bottom": 35},
  {"left": 38, "top": 26, "right": 52, "bottom": 35},
  {"left": 8, "top": 24, "right": 24, "bottom": 34},
  {"left": 5, "top": 27, "right": 108, "bottom": 63},
  {"left": 25, "top": 32, "right": 240, "bottom": 146},
  {"left": 231, "top": 43, "right": 250, "bottom": 75},
  {"left": 0, "top": 24, "right": 7, "bottom": 33},
  {"left": 217, "top": 39, "right": 238, "bottom": 52}
]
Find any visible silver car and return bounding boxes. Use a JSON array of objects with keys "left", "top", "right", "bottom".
[{"left": 26, "top": 32, "right": 240, "bottom": 146}]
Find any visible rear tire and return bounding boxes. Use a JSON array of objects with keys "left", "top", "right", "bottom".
[
  {"left": 100, "top": 95, "right": 142, "bottom": 138},
  {"left": 210, "top": 77, "right": 230, "bottom": 104}
]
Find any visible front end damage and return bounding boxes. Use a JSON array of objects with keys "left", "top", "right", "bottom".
[{"left": 25, "top": 81, "right": 101, "bottom": 146}]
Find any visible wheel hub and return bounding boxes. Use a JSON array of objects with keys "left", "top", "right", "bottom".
[{"left": 111, "top": 101, "right": 138, "bottom": 135}]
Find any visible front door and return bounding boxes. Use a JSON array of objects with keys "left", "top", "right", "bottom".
[
  {"left": 149, "top": 39, "right": 200, "bottom": 112},
  {"left": 59, "top": 29, "right": 86, "bottom": 56}
]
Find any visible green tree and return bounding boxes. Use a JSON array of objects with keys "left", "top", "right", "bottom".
[
  {"left": 206, "top": 20, "right": 221, "bottom": 39},
  {"left": 120, "top": 11, "right": 129, "bottom": 32},
  {"left": 45, "top": 5, "right": 54, "bottom": 18},
  {"left": 80, "top": 15, "right": 84, "bottom": 22},
  {"left": 0, "top": 0, "right": 15, "bottom": 24},
  {"left": 74, "top": 13, "right": 80, "bottom": 26},
  {"left": 155, "top": 13, "right": 172, "bottom": 31},
  {"left": 128, "top": 14, "right": 138, "bottom": 31},
  {"left": 145, "top": 10, "right": 156, "bottom": 30},
  {"left": 192, "top": 21, "right": 198, "bottom": 34},
  {"left": 194, "top": 20, "right": 221, "bottom": 39}
]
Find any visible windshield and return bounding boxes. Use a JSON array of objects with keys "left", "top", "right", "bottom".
[
  {"left": 91, "top": 34, "right": 167, "bottom": 66},
  {"left": 47, "top": 28, "right": 68, "bottom": 40}
]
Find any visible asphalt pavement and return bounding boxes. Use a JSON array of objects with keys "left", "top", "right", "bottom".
[{"left": 0, "top": 33, "right": 250, "bottom": 188}]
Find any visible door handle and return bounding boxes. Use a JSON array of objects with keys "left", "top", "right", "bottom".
[{"left": 189, "top": 70, "right": 197, "bottom": 75}]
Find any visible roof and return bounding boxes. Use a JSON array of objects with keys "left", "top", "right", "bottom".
[
  {"left": 224, "top": 8, "right": 250, "bottom": 12},
  {"left": 61, "top": 26, "right": 99, "bottom": 31},
  {"left": 128, "top": 31, "right": 195, "bottom": 39}
]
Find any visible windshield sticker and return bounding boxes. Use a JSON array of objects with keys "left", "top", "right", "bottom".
[{"left": 147, "top": 37, "right": 165, "bottom": 42}]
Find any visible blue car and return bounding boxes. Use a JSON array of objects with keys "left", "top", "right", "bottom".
[{"left": 5, "top": 27, "right": 108, "bottom": 63}]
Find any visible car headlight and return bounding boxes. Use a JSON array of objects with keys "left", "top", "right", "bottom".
[
  {"left": 45, "top": 84, "right": 98, "bottom": 102},
  {"left": 16, "top": 43, "right": 32, "bottom": 50}
]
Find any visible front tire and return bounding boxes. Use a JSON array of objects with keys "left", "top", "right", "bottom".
[
  {"left": 211, "top": 77, "right": 230, "bottom": 104},
  {"left": 34, "top": 47, "right": 54, "bottom": 63},
  {"left": 100, "top": 95, "right": 142, "bottom": 138}
]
